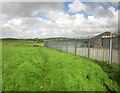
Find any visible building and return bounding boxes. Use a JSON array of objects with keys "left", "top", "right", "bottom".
[{"left": 90, "top": 32, "right": 119, "bottom": 49}]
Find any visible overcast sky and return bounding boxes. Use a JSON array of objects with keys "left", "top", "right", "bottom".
[{"left": 1, "top": 0, "right": 119, "bottom": 38}]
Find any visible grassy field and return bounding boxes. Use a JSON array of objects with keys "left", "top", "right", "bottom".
[
  {"left": 2, "top": 44, "right": 119, "bottom": 91},
  {"left": 0, "top": 44, "right": 2, "bottom": 92}
]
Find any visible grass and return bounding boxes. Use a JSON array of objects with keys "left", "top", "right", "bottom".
[
  {"left": 93, "top": 60, "right": 120, "bottom": 87},
  {"left": 2, "top": 44, "right": 119, "bottom": 91},
  {"left": 0, "top": 44, "right": 2, "bottom": 92}
]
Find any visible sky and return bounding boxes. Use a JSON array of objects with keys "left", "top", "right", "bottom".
[{"left": 1, "top": 0, "right": 119, "bottom": 38}]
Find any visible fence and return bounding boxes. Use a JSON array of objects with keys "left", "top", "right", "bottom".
[{"left": 44, "top": 32, "right": 120, "bottom": 64}]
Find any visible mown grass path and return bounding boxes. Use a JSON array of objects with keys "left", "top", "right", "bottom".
[{"left": 2, "top": 45, "right": 119, "bottom": 91}]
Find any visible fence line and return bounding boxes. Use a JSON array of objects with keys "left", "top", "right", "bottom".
[{"left": 44, "top": 33, "right": 120, "bottom": 64}]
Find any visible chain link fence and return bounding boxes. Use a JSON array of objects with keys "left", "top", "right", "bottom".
[{"left": 44, "top": 32, "right": 120, "bottom": 64}]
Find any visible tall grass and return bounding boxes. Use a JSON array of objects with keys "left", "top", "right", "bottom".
[
  {"left": 0, "top": 44, "right": 2, "bottom": 92},
  {"left": 2, "top": 45, "right": 119, "bottom": 91}
]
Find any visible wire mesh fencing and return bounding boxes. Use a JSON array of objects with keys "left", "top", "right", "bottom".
[{"left": 44, "top": 32, "right": 120, "bottom": 64}]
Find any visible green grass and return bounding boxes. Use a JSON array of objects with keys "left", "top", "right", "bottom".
[
  {"left": 2, "top": 44, "right": 119, "bottom": 91},
  {"left": 0, "top": 44, "right": 2, "bottom": 92},
  {"left": 93, "top": 60, "right": 120, "bottom": 87}
]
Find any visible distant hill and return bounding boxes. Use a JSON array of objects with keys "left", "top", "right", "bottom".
[{"left": 0, "top": 37, "right": 68, "bottom": 42}]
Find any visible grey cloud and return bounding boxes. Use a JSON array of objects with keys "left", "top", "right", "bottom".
[
  {"left": 85, "top": 2, "right": 115, "bottom": 18},
  {"left": 89, "top": 6, "right": 114, "bottom": 18},
  {"left": 2, "top": 2, "right": 64, "bottom": 17},
  {"left": 111, "top": 2, "right": 118, "bottom": 6},
  {"left": 2, "top": 27, "right": 21, "bottom": 38}
]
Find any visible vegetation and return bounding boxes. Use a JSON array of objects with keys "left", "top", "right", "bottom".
[
  {"left": 2, "top": 44, "right": 119, "bottom": 91},
  {"left": 94, "top": 60, "right": 120, "bottom": 87},
  {"left": 0, "top": 44, "right": 2, "bottom": 92},
  {"left": 1, "top": 37, "right": 67, "bottom": 43},
  {"left": 1, "top": 38, "right": 34, "bottom": 42}
]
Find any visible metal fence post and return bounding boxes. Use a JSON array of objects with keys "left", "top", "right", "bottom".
[
  {"left": 66, "top": 38, "right": 68, "bottom": 52},
  {"left": 75, "top": 38, "right": 77, "bottom": 55},
  {"left": 60, "top": 38, "right": 62, "bottom": 51},
  {"left": 88, "top": 36, "right": 90, "bottom": 58},
  {"left": 109, "top": 34, "right": 113, "bottom": 64},
  {"left": 118, "top": 35, "right": 120, "bottom": 65}
]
